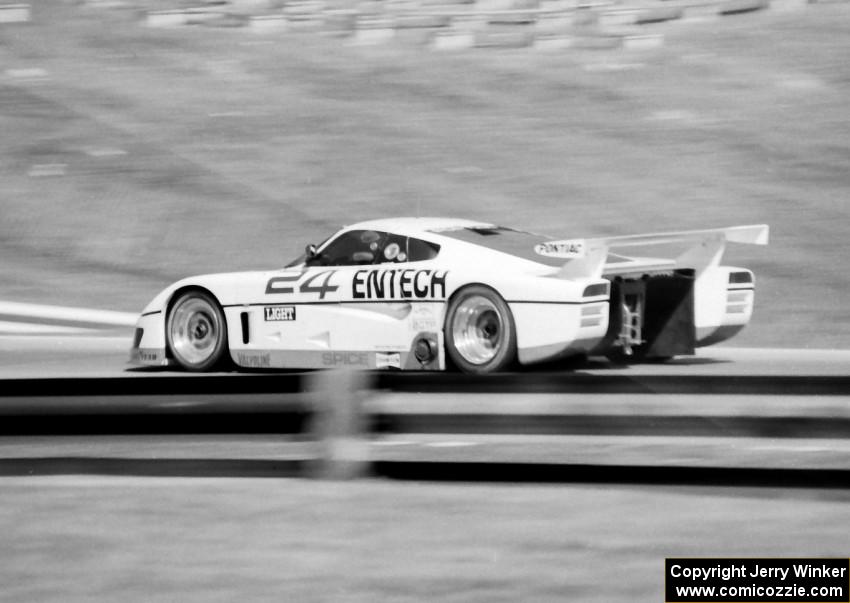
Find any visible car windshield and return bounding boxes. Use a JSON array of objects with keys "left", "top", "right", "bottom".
[
  {"left": 290, "top": 230, "right": 440, "bottom": 267},
  {"left": 433, "top": 226, "right": 564, "bottom": 267}
]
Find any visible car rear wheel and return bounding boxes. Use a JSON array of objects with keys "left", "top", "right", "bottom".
[
  {"left": 445, "top": 285, "right": 516, "bottom": 374},
  {"left": 166, "top": 290, "right": 229, "bottom": 372}
]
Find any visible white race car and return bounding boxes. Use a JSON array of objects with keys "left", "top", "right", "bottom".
[{"left": 130, "top": 217, "right": 768, "bottom": 373}]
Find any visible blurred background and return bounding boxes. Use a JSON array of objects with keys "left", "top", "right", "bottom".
[
  {"left": 2, "top": 3, "right": 850, "bottom": 601},
  {"left": 1, "top": 0, "right": 848, "bottom": 347}
]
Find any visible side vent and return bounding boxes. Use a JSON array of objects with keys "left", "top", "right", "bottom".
[
  {"left": 583, "top": 282, "right": 610, "bottom": 298},
  {"left": 240, "top": 312, "right": 250, "bottom": 344},
  {"left": 729, "top": 271, "right": 753, "bottom": 285}
]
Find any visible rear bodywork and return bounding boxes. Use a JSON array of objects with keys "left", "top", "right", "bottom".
[{"left": 130, "top": 218, "right": 767, "bottom": 370}]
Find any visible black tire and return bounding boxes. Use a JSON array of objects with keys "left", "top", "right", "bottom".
[
  {"left": 166, "top": 290, "right": 229, "bottom": 372},
  {"left": 444, "top": 285, "right": 517, "bottom": 374}
]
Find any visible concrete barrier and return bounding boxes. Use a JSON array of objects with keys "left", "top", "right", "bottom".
[
  {"left": 398, "top": 27, "right": 437, "bottom": 44},
  {"left": 322, "top": 0, "right": 359, "bottom": 9},
  {"left": 146, "top": 10, "right": 188, "bottom": 27},
  {"left": 249, "top": 14, "right": 288, "bottom": 32},
  {"left": 539, "top": 0, "right": 574, "bottom": 9},
  {"left": 133, "top": 0, "right": 819, "bottom": 49},
  {"left": 718, "top": 0, "right": 769, "bottom": 13},
  {"left": 475, "top": 0, "right": 517, "bottom": 10},
  {"left": 283, "top": 0, "right": 324, "bottom": 30},
  {"left": 4, "top": 67, "right": 48, "bottom": 82},
  {"left": 598, "top": 8, "right": 640, "bottom": 26},
  {"left": 635, "top": 5, "right": 683, "bottom": 23},
  {"left": 323, "top": 8, "right": 357, "bottom": 36},
  {"left": 679, "top": 2, "right": 721, "bottom": 21},
  {"left": 572, "top": 8, "right": 599, "bottom": 25},
  {"left": 83, "top": 0, "right": 129, "bottom": 7},
  {"left": 622, "top": 32, "right": 664, "bottom": 50},
  {"left": 355, "top": 0, "right": 384, "bottom": 15},
  {"left": 571, "top": 31, "right": 623, "bottom": 49},
  {"left": 475, "top": 27, "right": 534, "bottom": 47},
  {"left": 452, "top": 13, "right": 489, "bottom": 30},
  {"left": 384, "top": 0, "right": 420, "bottom": 9},
  {"left": 533, "top": 12, "right": 574, "bottom": 33},
  {"left": 353, "top": 16, "right": 396, "bottom": 44},
  {"left": 0, "top": 3, "right": 29, "bottom": 23},
  {"left": 432, "top": 27, "right": 475, "bottom": 48},
  {"left": 283, "top": 0, "right": 325, "bottom": 15},
  {"left": 487, "top": 10, "right": 536, "bottom": 23},
  {"left": 769, "top": 0, "right": 809, "bottom": 10},
  {"left": 184, "top": 8, "right": 225, "bottom": 25},
  {"left": 395, "top": 13, "right": 452, "bottom": 27},
  {"left": 229, "top": 0, "right": 275, "bottom": 11},
  {"left": 421, "top": 0, "right": 476, "bottom": 5},
  {"left": 533, "top": 32, "right": 574, "bottom": 49},
  {"left": 577, "top": 0, "right": 615, "bottom": 8},
  {"left": 147, "top": 7, "right": 225, "bottom": 28},
  {"left": 389, "top": 14, "right": 451, "bottom": 45}
]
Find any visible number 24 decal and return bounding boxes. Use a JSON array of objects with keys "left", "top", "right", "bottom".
[{"left": 266, "top": 270, "right": 339, "bottom": 299}]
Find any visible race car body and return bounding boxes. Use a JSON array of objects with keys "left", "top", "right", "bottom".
[{"left": 130, "top": 217, "right": 768, "bottom": 373}]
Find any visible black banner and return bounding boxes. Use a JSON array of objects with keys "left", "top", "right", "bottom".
[{"left": 666, "top": 558, "right": 849, "bottom": 602}]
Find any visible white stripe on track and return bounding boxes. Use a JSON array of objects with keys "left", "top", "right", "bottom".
[
  {"left": 0, "top": 301, "right": 138, "bottom": 327},
  {"left": 0, "top": 334, "right": 130, "bottom": 352},
  {"left": 0, "top": 321, "right": 95, "bottom": 335}
]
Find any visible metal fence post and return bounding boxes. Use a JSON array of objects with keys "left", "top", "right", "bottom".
[{"left": 307, "top": 369, "right": 373, "bottom": 479}]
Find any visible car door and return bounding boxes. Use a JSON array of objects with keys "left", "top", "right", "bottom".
[{"left": 253, "top": 229, "right": 445, "bottom": 368}]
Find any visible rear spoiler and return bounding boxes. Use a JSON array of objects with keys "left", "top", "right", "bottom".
[{"left": 534, "top": 224, "right": 769, "bottom": 280}]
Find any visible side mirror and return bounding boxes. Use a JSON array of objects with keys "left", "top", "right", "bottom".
[{"left": 305, "top": 244, "right": 318, "bottom": 258}]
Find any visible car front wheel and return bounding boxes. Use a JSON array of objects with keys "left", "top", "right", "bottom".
[{"left": 166, "top": 290, "right": 229, "bottom": 372}]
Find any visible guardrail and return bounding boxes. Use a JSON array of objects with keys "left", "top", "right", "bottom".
[
  {"left": 1, "top": 371, "right": 849, "bottom": 482},
  {"left": 3, "top": 372, "right": 849, "bottom": 400}
]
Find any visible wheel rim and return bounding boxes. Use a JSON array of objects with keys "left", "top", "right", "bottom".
[
  {"left": 451, "top": 295, "right": 503, "bottom": 365},
  {"left": 169, "top": 297, "right": 221, "bottom": 366}
]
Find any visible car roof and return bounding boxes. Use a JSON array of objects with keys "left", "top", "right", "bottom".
[
  {"left": 341, "top": 216, "right": 566, "bottom": 269},
  {"left": 345, "top": 217, "right": 496, "bottom": 238}
]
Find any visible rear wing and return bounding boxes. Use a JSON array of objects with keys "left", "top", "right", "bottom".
[{"left": 534, "top": 224, "right": 769, "bottom": 280}]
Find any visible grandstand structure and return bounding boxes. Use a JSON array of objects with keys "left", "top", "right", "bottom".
[
  {"left": 138, "top": 0, "right": 822, "bottom": 49},
  {"left": 0, "top": 0, "right": 831, "bottom": 49}
]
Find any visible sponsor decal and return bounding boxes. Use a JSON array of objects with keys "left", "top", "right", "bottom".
[
  {"left": 266, "top": 270, "right": 339, "bottom": 299},
  {"left": 237, "top": 352, "right": 271, "bottom": 368},
  {"left": 352, "top": 269, "right": 448, "bottom": 300},
  {"left": 411, "top": 305, "right": 439, "bottom": 331},
  {"left": 264, "top": 306, "right": 296, "bottom": 321},
  {"left": 376, "top": 351, "right": 401, "bottom": 369},
  {"left": 139, "top": 351, "right": 160, "bottom": 363},
  {"left": 534, "top": 240, "right": 586, "bottom": 259},
  {"left": 322, "top": 352, "right": 369, "bottom": 367}
]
